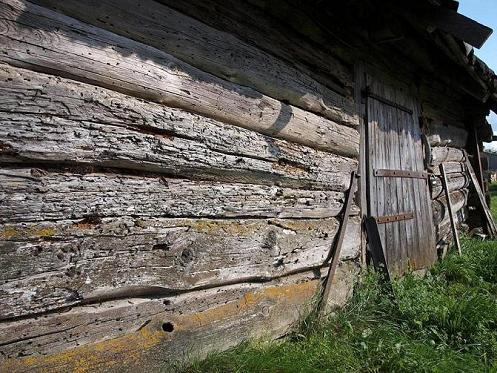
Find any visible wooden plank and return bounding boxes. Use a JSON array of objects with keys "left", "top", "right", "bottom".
[
  {"left": 29, "top": 0, "right": 358, "bottom": 128},
  {"left": 320, "top": 172, "right": 357, "bottom": 313},
  {"left": 425, "top": 7, "right": 493, "bottom": 49},
  {"left": 465, "top": 155, "right": 497, "bottom": 237},
  {"left": 0, "top": 65, "right": 357, "bottom": 191},
  {"left": 411, "top": 89, "right": 437, "bottom": 269},
  {"left": 390, "top": 86, "right": 409, "bottom": 273},
  {"left": 0, "top": 168, "right": 359, "bottom": 223},
  {"left": 0, "top": 215, "right": 361, "bottom": 318},
  {"left": 439, "top": 163, "right": 462, "bottom": 255},
  {"left": 0, "top": 271, "right": 328, "bottom": 371},
  {"left": 365, "top": 217, "right": 392, "bottom": 285},
  {"left": 0, "top": 0, "right": 359, "bottom": 157}
]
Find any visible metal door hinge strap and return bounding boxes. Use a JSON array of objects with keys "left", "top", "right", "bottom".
[
  {"left": 363, "top": 87, "right": 414, "bottom": 115},
  {"left": 376, "top": 212, "right": 414, "bottom": 224},
  {"left": 374, "top": 169, "right": 428, "bottom": 179}
]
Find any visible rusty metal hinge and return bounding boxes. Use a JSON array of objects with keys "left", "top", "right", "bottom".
[
  {"left": 374, "top": 169, "right": 428, "bottom": 179},
  {"left": 376, "top": 212, "right": 414, "bottom": 224}
]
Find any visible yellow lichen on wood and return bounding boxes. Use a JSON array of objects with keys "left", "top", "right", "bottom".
[
  {"left": 0, "top": 280, "right": 319, "bottom": 372},
  {"left": 0, "top": 226, "right": 57, "bottom": 239}
]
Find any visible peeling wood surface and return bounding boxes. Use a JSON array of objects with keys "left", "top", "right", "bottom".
[
  {"left": 28, "top": 0, "right": 358, "bottom": 127},
  {"left": 0, "top": 0, "right": 359, "bottom": 157},
  {"left": 0, "top": 214, "right": 361, "bottom": 318},
  {"left": 0, "top": 272, "right": 331, "bottom": 372},
  {"left": 0, "top": 65, "right": 357, "bottom": 191},
  {"left": 431, "top": 161, "right": 466, "bottom": 175},
  {"left": 0, "top": 168, "right": 358, "bottom": 223},
  {"left": 431, "top": 147, "right": 465, "bottom": 165}
]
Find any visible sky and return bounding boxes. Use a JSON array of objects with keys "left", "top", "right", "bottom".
[{"left": 458, "top": 0, "right": 497, "bottom": 150}]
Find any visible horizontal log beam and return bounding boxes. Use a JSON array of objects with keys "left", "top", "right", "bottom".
[
  {"left": 0, "top": 168, "right": 359, "bottom": 222},
  {"left": 426, "top": 121, "right": 468, "bottom": 148},
  {"left": 0, "top": 216, "right": 361, "bottom": 318},
  {"left": 0, "top": 268, "right": 354, "bottom": 371},
  {"left": 435, "top": 205, "right": 467, "bottom": 245},
  {"left": 431, "top": 146, "right": 465, "bottom": 165},
  {"left": 431, "top": 172, "right": 469, "bottom": 199},
  {"left": 432, "top": 189, "right": 468, "bottom": 225},
  {"left": 29, "top": 0, "right": 358, "bottom": 127},
  {"left": 0, "top": 0, "right": 359, "bottom": 157},
  {"left": 156, "top": 0, "right": 354, "bottom": 93},
  {"left": 0, "top": 65, "right": 357, "bottom": 191},
  {"left": 431, "top": 161, "right": 466, "bottom": 175}
]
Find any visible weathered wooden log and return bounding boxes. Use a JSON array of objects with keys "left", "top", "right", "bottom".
[
  {"left": 435, "top": 206, "right": 467, "bottom": 245},
  {"left": 0, "top": 215, "right": 361, "bottom": 318},
  {"left": 156, "top": 0, "right": 354, "bottom": 93},
  {"left": 0, "top": 0, "right": 359, "bottom": 157},
  {"left": 431, "top": 161, "right": 466, "bottom": 175},
  {"left": 0, "top": 66, "right": 357, "bottom": 191},
  {"left": 425, "top": 121, "right": 468, "bottom": 148},
  {"left": 0, "top": 270, "right": 329, "bottom": 371},
  {"left": 431, "top": 172, "right": 469, "bottom": 199},
  {"left": 431, "top": 147, "right": 465, "bottom": 165},
  {"left": 432, "top": 189, "right": 468, "bottom": 225},
  {"left": 0, "top": 168, "right": 359, "bottom": 222},
  {"left": 29, "top": 0, "right": 358, "bottom": 128}
]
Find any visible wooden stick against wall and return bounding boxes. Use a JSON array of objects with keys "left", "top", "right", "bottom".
[
  {"left": 439, "top": 163, "right": 462, "bottom": 255},
  {"left": 464, "top": 152, "right": 497, "bottom": 238},
  {"left": 319, "top": 171, "right": 358, "bottom": 314}
]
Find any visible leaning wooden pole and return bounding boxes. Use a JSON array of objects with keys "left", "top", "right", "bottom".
[
  {"left": 464, "top": 152, "right": 497, "bottom": 238},
  {"left": 319, "top": 171, "right": 358, "bottom": 314},
  {"left": 439, "top": 163, "right": 462, "bottom": 255}
]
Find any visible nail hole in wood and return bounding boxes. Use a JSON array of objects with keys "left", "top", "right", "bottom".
[{"left": 162, "top": 322, "right": 174, "bottom": 333}]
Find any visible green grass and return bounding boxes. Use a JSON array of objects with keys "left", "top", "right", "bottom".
[{"left": 183, "top": 190, "right": 497, "bottom": 373}]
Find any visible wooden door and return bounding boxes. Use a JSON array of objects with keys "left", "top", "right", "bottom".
[{"left": 365, "top": 74, "right": 436, "bottom": 275}]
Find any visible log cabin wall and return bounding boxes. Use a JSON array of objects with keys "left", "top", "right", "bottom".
[
  {"left": 0, "top": 0, "right": 494, "bottom": 371},
  {"left": 422, "top": 87, "right": 471, "bottom": 252},
  {"left": 0, "top": 0, "right": 361, "bottom": 371}
]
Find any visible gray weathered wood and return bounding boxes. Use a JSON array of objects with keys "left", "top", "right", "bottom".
[
  {"left": 431, "top": 147, "right": 465, "bottom": 165},
  {"left": 0, "top": 0, "right": 359, "bottom": 157},
  {"left": 439, "top": 163, "right": 461, "bottom": 255},
  {"left": 0, "top": 168, "right": 359, "bottom": 222},
  {"left": 425, "top": 121, "right": 468, "bottom": 148},
  {"left": 0, "top": 215, "right": 361, "bottom": 318},
  {"left": 0, "top": 65, "right": 357, "bottom": 191},
  {"left": 431, "top": 172, "right": 469, "bottom": 199},
  {"left": 366, "top": 72, "right": 435, "bottom": 274},
  {"left": 156, "top": 0, "right": 354, "bottom": 93},
  {"left": 0, "top": 270, "right": 332, "bottom": 371},
  {"left": 465, "top": 156, "right": 497, "bottom": 237},
  {"left": 431, "top": 161, "right": 466, "bottom": 175},
  {"left": 29, "top": 0, "right": 358, "bottom": 128},
  {"left": 320, "top": 172, "right": 357, "bottom": 313},
  {"left": 432, "top": 189, "right": 468, "bottom": 225}
]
